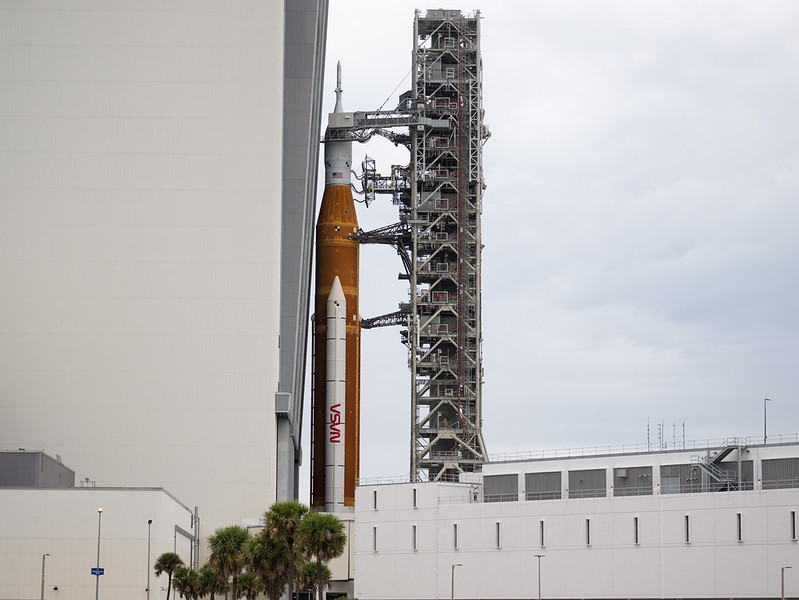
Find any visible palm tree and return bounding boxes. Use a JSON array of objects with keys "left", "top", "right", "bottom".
[
  {"left": 243, "top": 531, "right": 289, "bottom": 600},
  {"left": 172, "top": 566, "right": 202, "bottom": 600},
  {"left": 235, "top": 572, "right": 265, "bottom": 600},
  {"left": 154, "top": 552, "right": 184, "bottom": 600},
  {"left": 264, "top": 500, "right": 309, "bottom": 600},
  {"left": 198, "top": 563, "right": 227, "bottom": 600},
  {"left": 295, "top": 561, "right": 331, "bottom": 600},
  {"left": 207, "top": 525, "right": 251, "bottom": 600},
  {"left": 297, "top": 511, "right": 346, "bottom": 600}
]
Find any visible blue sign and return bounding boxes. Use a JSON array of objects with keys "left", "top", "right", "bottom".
[{"left": 91, "top": 567, "right": 105, "bottom": 576}]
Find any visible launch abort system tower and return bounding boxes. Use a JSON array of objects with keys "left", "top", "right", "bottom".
[{"left": 405, "top": 9, "right": 489, "bottom": 482}]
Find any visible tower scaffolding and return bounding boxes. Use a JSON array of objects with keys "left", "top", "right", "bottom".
[
  {"left": 405, "top": 9, "right": 489, "bottom": 482},
  {"left": 333, "top": 9, "right": 489, "bottom": 484}
]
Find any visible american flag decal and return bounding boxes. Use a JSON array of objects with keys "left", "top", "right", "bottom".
[{"left": 332, "top": 171, "right": 343, "bottom": 179}]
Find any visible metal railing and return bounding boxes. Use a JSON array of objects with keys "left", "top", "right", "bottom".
[
  {"left": 526, "top": 490, "right": 563, "bottom": 501},
  {"left": 356, "top": 474, "right": 414, "bottom": 486},
  {"left": 762, "top": 477, "right": 799, "bottom": 490},
  {"left": 568, "top": 487, "right": 607, "bottom": 499},
  {"left": 613, "top": 486, "right": 654, "bottom": 497},
  {"left": 489, "top": 433, "right": 799, "bottom": 464},
  {"left": 483, "top": 492, "right": 519, "bottom": 503}
]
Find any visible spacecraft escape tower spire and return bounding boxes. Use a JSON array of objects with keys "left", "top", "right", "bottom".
[{"left": 405, "top": 9, "right": 489, "bottom": 482}]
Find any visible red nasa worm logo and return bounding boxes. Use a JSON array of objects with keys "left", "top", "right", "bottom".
[{"left": 329, "top": 404, "right": 341, "bottom": 443}]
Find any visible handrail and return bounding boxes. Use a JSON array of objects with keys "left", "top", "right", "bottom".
[
  {"left": 489, "top": 433, "right": 799, "bottom": 463},
  {"left": 691, "top": 455, "right": 736, "bottom": 482}
]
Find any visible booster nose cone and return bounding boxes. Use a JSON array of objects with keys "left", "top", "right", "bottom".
[{"left": 325, "top": 275, "right": 346, "bottom": 512}]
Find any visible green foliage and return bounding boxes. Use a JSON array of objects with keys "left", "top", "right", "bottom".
[
  {"left": 298, "top": 511, "right": 346, "bottom": 563},
  {"left": 207, "top": 525, "right": 251, "bottom": 600},
  {"left": 197, "top": 502, "right": 346, "bottom": 600},
  {"left": 264, "top": 501, "right": 310, "bottom": 600},
  {"left": 235, "top": 571, "right": 265, "bottom": 600},
  {"left": 298, "top": 511, "right": 347, "bottom": 600},
  {"left": 199, "top": 563, "right": 228, "bottom": 599},
  {"left": 295, "top": 560, "right": 331, "bottom": 595},
  {"left": 154, "top": 552, "right": 185, "bottom": 600},
  {"left": 264, "top": 500, "right": 310, "bottom": 547},
  {"left": 172, "top": 566, "right": 202, "bottom": 600},
  {"left": 244, "top": 531, "right": 289, "bottom": 600}
]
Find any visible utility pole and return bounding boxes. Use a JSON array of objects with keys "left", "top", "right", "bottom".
[
  {"left": 533, "top": 554, "right": 545, "bottom": 600},
  {"left": 764, "top": 398, "right": 771, "bottom": 444},
  {"left": 40, "top": 553, "right": 49, "bottom": 600},
  {"left": 450, "top": 563, "right": 462, "bottom": 600},
  {"left": 782, "top": 566, "right": 792, "bottom": 600}
]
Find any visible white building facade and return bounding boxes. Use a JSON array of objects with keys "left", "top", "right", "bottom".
[
  {"left": 0, "top": 0, "right": 327, "bottom": 552},
  {"left": 1, "top": 487, "right": 195, "bottom": 600},
  {"left": 355, "top": 439, "right": 799, "bottom": 600}
]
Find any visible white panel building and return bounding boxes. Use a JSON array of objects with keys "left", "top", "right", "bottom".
[
  {"left": 355, "top": 439, "right": 799, "bottom": 600},
  {"left": 0, "top": 0, "right": 327, "bottom": 586},
  {"left": 1, "top": 486, "right": 195, "bottom": 600}
]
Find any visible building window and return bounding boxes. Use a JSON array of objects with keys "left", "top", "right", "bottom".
[
  {"left": 634, "top": 516, "right": 639, "bottom": 545},
  {"left": 453, "top": 523, "right": 459, "bottom": 549},
  {"left": 412, "top": 525, "right": 417, "bottom": 551},
  {"left": 792, "top": 511, "right": 797, "bottom": 541},
  {"left": 413, "top": 487, "right": 417, "bottom": 508},
  {"left": 737, "top": 513, "right": 743, "bottom": 542},
  {"left": 373, "top": 490, "right": 378, "bottom": 510},
  {"left": 484, "top": 473, "right": 518, "bottom": 503},
  {"left": 586, "top": 518, "right": 591, "bottom": 546},
  {"left": 496, "top": 521, "right": 501, "bottom": 549},
  {"left": 372, "top": 526, "right": 377, "bottom": 552},
  {"left": 539, "top": 520, "right": 545, "bottom": 548},
  {"left": 685, "top": 515, "right": 690, "bottom": 544}
]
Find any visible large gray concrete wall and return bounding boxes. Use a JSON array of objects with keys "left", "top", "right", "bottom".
[{"left": 0, "top": 1, "right": 287, "bottom": 544}]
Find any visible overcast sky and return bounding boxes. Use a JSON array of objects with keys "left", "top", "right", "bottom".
[{"left": 307, "top": 0, "right": 799, "bottom": 484}]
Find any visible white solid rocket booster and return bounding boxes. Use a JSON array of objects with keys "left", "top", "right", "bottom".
[{"left": 324, "top": 275, "right": 347, "bottom": 512}]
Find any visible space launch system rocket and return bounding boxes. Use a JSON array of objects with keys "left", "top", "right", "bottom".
[{"left": 311, "top": 63, "right": 360, "bottom": 512}]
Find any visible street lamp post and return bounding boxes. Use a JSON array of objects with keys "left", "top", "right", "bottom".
[
  {"left": 451, "top": 563, "right": 462, "bottom": 600},
  {"left": 782, "top": 566, "right": 792, "bottom": 600},
  {"left": 95, "top": 507, "right": 102, "bottom": 600},
  {"left": 147, "top": 519, "right": 152, "bottom": 600},
  {"left": 533, "top": 554, "right": 545, "bottom": 600},
  {"left": 40, "top": 553, "right": 49, "bottom": 600},
  {"left": 765, "top": 398, "right": 771, "bottom": 444}
]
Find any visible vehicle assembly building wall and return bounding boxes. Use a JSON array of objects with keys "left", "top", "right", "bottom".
[
  {"left": 354, "top": 442, "right": 799, "bottom": 600},
  {"left": 0, "top": 1, "right": 308, "bottom": 543},
  {"left": 278, "top": 0, "right": 330, "bottom": 502}
]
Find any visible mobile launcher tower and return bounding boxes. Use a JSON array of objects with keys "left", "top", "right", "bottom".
[
  {"left": 403, "top": 9, "right": 489, "bottom": 482},
  {"left": 312, "top": 9, "right": 489, "bottom": 496}
]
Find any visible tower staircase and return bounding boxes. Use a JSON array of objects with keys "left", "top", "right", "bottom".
[{"left": 691, "top": 438, "right": 746, "bottom": 491}]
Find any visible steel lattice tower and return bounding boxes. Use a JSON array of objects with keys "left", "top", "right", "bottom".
[{"left": 404, "top": 9, "right": 489, "bottom": 482}]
